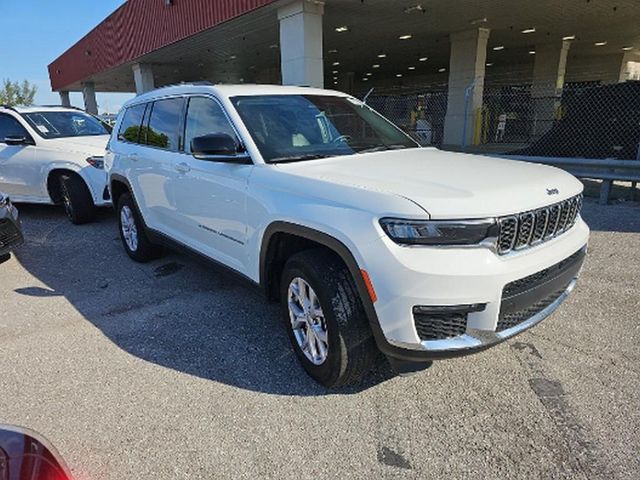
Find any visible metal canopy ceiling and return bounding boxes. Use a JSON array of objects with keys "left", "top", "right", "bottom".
[{"left": 51, "top": 0, "right": 640, "bottom": 93}]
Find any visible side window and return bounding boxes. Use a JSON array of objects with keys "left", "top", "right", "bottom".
[
  {"left": 117, "top": 104, "right": 147, "bottom": 143},
  {"left": 146, "top": 98, "right": 184, "bottom": 151},
  {"left": 0, "top": 114, "right": 30, "bottom": 143},
  {"left": 184, "top": 97, "right": 237, "bottom": 153}
]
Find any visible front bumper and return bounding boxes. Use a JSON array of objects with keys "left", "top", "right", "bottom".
[
  {"left": 0, "top": 200, "right": 24, "bottom": 256},
  {"left": 361, "top": 218, "right": 589, "bottom": 363}
]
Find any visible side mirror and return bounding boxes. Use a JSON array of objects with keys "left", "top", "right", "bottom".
[
  {"left": 191, "top": 134, "right": 251, "bottom": 163},
  {"left": 4, "top": 136, "right": 30, "bottom": 146},
  {"left": 0, "top": 425, "right": 73, "bottom": 480}
]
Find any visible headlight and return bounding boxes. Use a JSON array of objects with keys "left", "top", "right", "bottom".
[
  {"left": 380, "top": 218, "right": 498, "bottom": 246},
  {"left": 85, "top": 155, "right": 105, "bottom": 169}
]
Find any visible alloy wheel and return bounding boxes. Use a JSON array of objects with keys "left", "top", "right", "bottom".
[
  {"left": 287, "top": 277, "right": 329, "bottom": 365},
  {"left": 120, "top": 205, "right": 138, "bottom": 252}
]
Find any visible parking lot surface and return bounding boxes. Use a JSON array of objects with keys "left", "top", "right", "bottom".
[{"left": 1, "top": 199, "right": 639, "bottom": 479}]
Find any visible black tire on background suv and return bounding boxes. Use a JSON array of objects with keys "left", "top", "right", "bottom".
[
  {"left": 280, "top": 248, "right": 378, "bottom": 388},
  {"left": 59, "top": 173, "right": 96, "bottom": 224},
  {"left": 117, "top": 193, "right": 163, "bottom": 262}
]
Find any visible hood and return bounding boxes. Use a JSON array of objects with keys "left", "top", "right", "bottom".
[
  {"left": 45, "top": 135, "right": 110, "bottom": 156},
  {"left": 275, "top": 148, "right": 583, "bottom": 218}
]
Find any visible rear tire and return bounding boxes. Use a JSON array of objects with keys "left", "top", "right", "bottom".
[
  {"left": 59, "top": 173, "right": 96, "bottom": 224},
  {"left": 280, "top": 248, "right": 378, "bottom": 388},
  {"left": 117, "top": 193, "right": 163, "bottom": 262}
]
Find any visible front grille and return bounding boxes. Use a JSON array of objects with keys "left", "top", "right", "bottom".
[
  {"left": 0, "top": 219, "right": 22, "bottom": 249},
  {"left": 502, "top": 248, "right": 585, "bottom": 297},
  {"left": 497, "top": 194, "right": 583, "bottom": 255},
  {"left": 497, "top": 285, "right": 568, "bottom": 332}
]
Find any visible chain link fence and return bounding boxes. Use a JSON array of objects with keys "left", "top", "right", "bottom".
[
  {"left": 363, "top": 80, "right": 640, "bottom": 161},
  {"left": 365, "top": 87, "right": 448, "bottom": 148}
]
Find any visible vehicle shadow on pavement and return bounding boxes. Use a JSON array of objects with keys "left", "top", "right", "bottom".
[{"left": 12, "top": 204, "right": 397, "bottom": 396}]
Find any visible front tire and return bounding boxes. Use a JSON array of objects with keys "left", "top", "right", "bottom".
[
  {"left": 280, "top": 249, "right": 378, "bottom": 388},
  {"left": 59, "top": 173, "right": 96, "bottom": 224},
  {"left": 117, "top": 193, "right": 162, "bottom": 262}
]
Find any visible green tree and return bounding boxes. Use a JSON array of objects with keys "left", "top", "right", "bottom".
[{"left": 0, "top": 79, "right": 38, "bottom": 106}]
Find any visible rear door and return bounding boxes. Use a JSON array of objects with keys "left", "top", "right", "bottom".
[
  {"left": 133, "top": 97, "right": 186, "bottom": 237},
  {"left": 0, "top": 113, "right": 39, "bottom": 199}
]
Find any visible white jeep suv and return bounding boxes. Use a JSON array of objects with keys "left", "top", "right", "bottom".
[
  {"left": 105, "top": 84, "right": 589, "bottom": 387},
  {"left": 0, "top": 105, "right": 111, "bottom": 224}
]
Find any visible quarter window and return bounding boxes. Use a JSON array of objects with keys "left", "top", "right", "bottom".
[
  {"left": 146, "top": 98, "right": 184, "bottom": 151},
  {"left": 184, "top": 97, "right": 237, "bottom": 153},
  {"left": 118, "top": 104, "right": 147, "bottom": 143},
  {"left": 0, "top": 114, "right": 30, "bottom": 143}
]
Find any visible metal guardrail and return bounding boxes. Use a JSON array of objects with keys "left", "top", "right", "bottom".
[{"left": 497, "top": 155, "right": 640, "bottom": 205}]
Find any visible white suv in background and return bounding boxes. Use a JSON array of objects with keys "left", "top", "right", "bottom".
[
  {"left": 105, "top": 84, "right": 589, "bottom": 387},
  {"left": 0, "top": 105, "right": 111, "bottom": 224}
]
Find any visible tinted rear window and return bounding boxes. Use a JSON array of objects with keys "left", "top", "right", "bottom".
[
  {"left": 146, "top": 98, "right": 184, "bottom": 151},
  {"left": 118, "top": 104, "right": 147, "bottom": 143}
]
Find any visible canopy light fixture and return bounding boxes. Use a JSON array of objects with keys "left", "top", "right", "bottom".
[
  {"left": 562, "top": 35, "right": 575, "bottom": 41},
  {"left": 622, "top": 46, "right": 633, "bottom": 51},
  {"left": 485, "top": 62, "right": 493, "bottom": 67},
  {"left": 404, "top": 4, "right": 425, "bottom": 14},
  {"left": 470, "top": 17, "right": 487, "bottom": 25},
  {"left": 438, "top": 68, "right": 446, "bottom": 72},
  {"left": 377, "top": 53, "right": 387, "bottom": 58},
  {"left": 492, "top": 45, "right": 505, "bottom": 51},
  {"left": 399, "top": 34, "right": 413, "bottom": 40},
  {"left": 419, "top": 57, "right": 428, "bottom": 62},
  {"left": 328, "top": 49, "right": 338, "bottom": 53},
  {"left": 408, "top": 66, "right": 416, "bottom": 70},
  {"left": 366, "top": 72, "right": 373, "bottom": 76},
  {"left": 529, "top": 50, "right": 536, "bottom": 55},
  {"left": 335, "top": 26, "right": 349, "bottom": 33},
  {"left": 372, "top": 64, "right": 381, "bottom": 68},
  {"left": 594, "top": 41, "right": 607, "bottom": 46},
  {"left": 396, "top": 73, "right": 403, "bottom": 77},
  {"left": 332, "top": 61, "right": 340, "bottom": 66},
  {"left": 521, "top": 27, "right": 536, "bottom": 34}
]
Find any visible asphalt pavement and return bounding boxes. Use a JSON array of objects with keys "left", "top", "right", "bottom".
[{"left": 0, "top": 198, "right": 639, "bottom": 479}]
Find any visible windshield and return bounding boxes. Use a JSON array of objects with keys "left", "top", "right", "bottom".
[
  {"left": 22, "top": 111, "right": 110, "bottom": 139},
  {"left": 230, "top": 94, "right": 418, "bottom": 163}
]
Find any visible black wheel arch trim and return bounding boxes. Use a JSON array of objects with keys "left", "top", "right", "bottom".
[{"left": 259, "top": 221, "right": 435, "bottom": 364}]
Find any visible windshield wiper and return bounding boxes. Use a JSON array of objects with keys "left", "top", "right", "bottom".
[
  {"left": 270, "top": 153, "right": 333, "bottom": 163},
  {"left": 356, "top": 144, "right": 409, "bottom": 154}
]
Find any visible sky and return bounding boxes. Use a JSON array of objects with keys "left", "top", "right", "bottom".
[{"left": 1, "top": 0, "right": 132, "bottom": 114}]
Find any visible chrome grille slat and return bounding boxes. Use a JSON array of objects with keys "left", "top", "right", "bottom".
[
  {"left": 497, "top": 194, "right": 583, "bottom": 255},
  {"left": 530, "top": 208, "right": 549, "bottom": 244}
]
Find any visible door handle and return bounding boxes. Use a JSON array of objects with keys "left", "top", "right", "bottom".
[
  {"left": 128, "top": 153, "right": 140, "bottom": 162},
  {"left": 175, "top": 162, "right": 191, "bottom": 174}
]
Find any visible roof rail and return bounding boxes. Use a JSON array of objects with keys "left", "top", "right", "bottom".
[
  {"left": 39, "top": 104, "right": 86, "bottom": 111},
  {"left": 0, "top": 104, "right": 18, "bottom": 111},
  {"left": 153, "top": 81, "right": 214, "bottom": 89}
]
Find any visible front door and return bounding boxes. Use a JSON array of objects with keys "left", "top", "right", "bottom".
[
  {"left": 170, "top": 96, "right": 252, "bottom": 275},
  {"left": 0, "top": 113, "right": 39, "bottom": 199}
]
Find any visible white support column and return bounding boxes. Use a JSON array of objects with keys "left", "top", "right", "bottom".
[
  {"left": 619, "top": 51, "right": 640, "bottom": 82},
  {"left": 531, "top": 40, "right": 571, "bottom": 136},
  {"left": 443, "top": 28, "right": 490, "bottom": 147},
  {"left": 81, "top": 82, "right": 98, "bottom": 115},
  {"left": 59, "top": 91, "right": 71, "bottom": 107},
  {"left": 277, "top": 0, "right": 324, "bottom": 88},
  {"left": 132, "top": 63, "right": 155, "bottom": 95}
]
